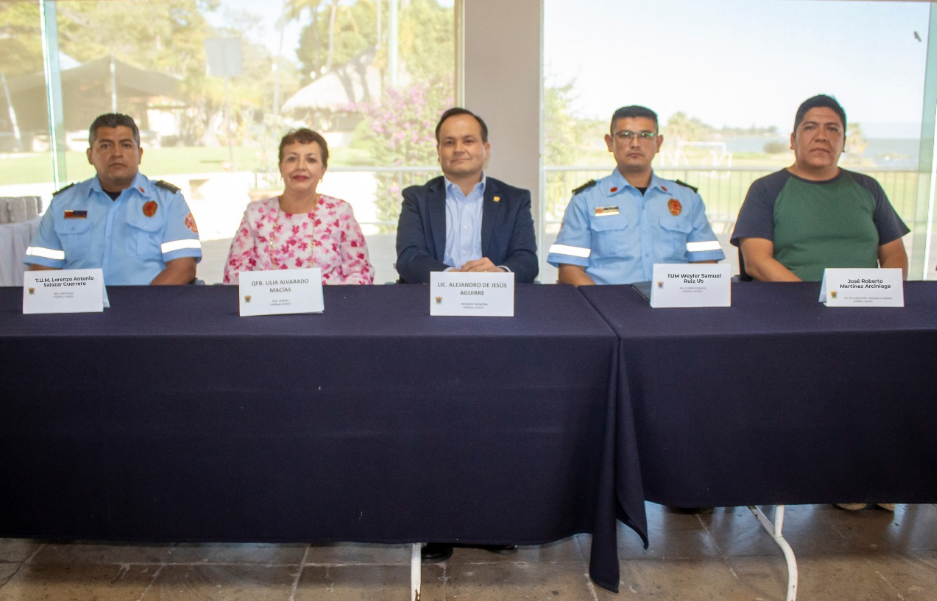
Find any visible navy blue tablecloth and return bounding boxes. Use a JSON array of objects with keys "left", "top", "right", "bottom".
[
  {"left": 581, "top": 281, "right": 937, "bottom": 509},
  {"left": 0, "top": 284, "right": 633, "bottom": 591}
]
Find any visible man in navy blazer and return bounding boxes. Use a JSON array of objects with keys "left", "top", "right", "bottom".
[{"left": 395, "top": 107, "right": 538, "bottom": 284}]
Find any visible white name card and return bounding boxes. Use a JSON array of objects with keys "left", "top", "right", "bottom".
[
  {"left": 430, "top": 271, "right": 514, "bottom": 317},
  {"left": 819, "top": 268, "right": 903, "bottom": 307},
  {"left": 24, "top": 268, "right": 108, "bottom": 314},
  {"left": 238, "top": 268, "right": 324, "bottom": 316},
  {"left": 650, "top": 263, "right": 731, "bottom": 308}
]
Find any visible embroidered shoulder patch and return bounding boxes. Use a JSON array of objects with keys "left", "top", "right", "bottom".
[
  {"left": 53, "top": 182, "right": 76, "bottom": 196},
  {"left": 185, "top": 213, "right": 199, "bottom": 233},
  {"left": 571, "top": 179, "right": 597, "bottom": 195},
  {"left": 675, "top": 179, "right": 698, "bottom": 193},
  {"left": 155, "top": 180, "right": 181, "bottom": 194}
]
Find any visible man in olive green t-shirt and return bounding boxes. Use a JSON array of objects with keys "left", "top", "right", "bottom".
[{"left": 730, "top": 94, "right": 909, "bottom": 281}]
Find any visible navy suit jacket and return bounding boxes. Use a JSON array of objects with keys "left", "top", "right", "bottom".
[{"left": 395, "top": 176, "right": 538, "bottom": 284}]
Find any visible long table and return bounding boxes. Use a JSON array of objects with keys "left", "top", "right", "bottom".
[
  {"left": 0, "top": 284, "right": 637, "bottom": 593},
  {"left": 581, "top": 281, "right": 937, "bottom": 509}
]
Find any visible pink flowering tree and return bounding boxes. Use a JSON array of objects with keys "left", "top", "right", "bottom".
[{"left": 353, "top": 80, "right": 452, "bottom": 232}]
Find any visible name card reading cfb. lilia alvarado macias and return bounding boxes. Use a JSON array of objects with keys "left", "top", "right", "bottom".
[
  {"left": 238, "top": 268, "right": 324, "bottom": 316},
  {"left": 649, "top": 263, "right": 731, "bottom": 308},
  {"left": 430, "top": 271, "right": 515, "bottom": 317},
  {"left": 23, "top": 268, "right": 109, "bottom": 314},
  {"left": 819, "top": 268, "right": 904, "bottom": 307}
]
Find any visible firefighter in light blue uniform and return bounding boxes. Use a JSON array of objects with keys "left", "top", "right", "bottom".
[
  {"left": 547, "top": 169, "right": 724, "bottom": 284},
  {"left": 25, "top": 171, "right": 201, "bottom": 285}
]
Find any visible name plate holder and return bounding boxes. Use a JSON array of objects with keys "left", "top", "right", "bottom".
[
  {"left": 430, "top": 271, "right": 514, "bottom": 316},
  {"left": 24, "top": 268, "right": 108, "bottom": 314},
  {"left": 650, "top": 263, "right": 731, "bottom": 308},
  {"left": 238, "top": 268, "right": 324, "bottom": 316},
  {"left": 819, "top": 268, "right": 903, "bottom": 307}
]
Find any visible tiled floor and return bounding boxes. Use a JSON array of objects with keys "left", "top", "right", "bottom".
[{"left": 1, "top": 503, "right": 934, "bottom": 600}]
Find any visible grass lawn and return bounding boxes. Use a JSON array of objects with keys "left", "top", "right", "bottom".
[{"left": 0, "top": 146, "right": 372, "bottom": 186}]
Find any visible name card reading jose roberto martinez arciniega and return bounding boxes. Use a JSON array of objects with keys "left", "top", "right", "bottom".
[
  {"left": 239, "top": 268, "right": 324, "bottom": 317},
  {"left": 650, "top": 263, "right": 731, "bottom": 308},
  {"left": 430, "top": 271, "right": 514, "bottom": 317},
  {"left": 24, "top": 268, "right": 109, "bottom": 314},
  {"left": 819, "top": 268, "right": 903, "bottom": 307}
]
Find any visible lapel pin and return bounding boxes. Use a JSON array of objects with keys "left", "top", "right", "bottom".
[{"left": 493, "top": 196, "right": 501, "bottom": 203}]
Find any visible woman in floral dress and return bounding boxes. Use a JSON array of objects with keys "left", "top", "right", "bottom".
[{"left": 223, "top": 128, "right": 374, "bottom": 285}]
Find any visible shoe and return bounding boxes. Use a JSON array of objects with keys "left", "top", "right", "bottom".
[
  {"left": 421, "top": 543, "right": 453, "bottom": 563},
  {"left": 835, "top": 503, "right": 867, "bottom": 511},
  {"left": 478, "top": 544, "right": 517, "bottom": 555},
  {"left": 875, "top": 503, "right": 896, "bottom": 512}
]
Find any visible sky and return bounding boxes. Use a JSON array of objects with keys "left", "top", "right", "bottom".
[
  {"left": 202, "top": 0, "right": 932, "bottom": 136},
  {"left": 202, "top": 0, "right": 302, "bottom": 62},
  {"left": 206, "top": 0, "right": 455, "bottom": 65},
  {"left": 544, "top": 0, "right": 932, "bottom": 135}
]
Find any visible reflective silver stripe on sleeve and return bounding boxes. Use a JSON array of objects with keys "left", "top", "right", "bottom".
[
  {"left": 548, "top": 243, "right": 591, "bottom": 258},
  {"left": 686, "top": 241, "right": 723, "bottom": 253},
  {"left": 161, "top": 239, "right": 202, "bottom": 253},
  {"left": 25, "top": 246, "right": 66, "bottom": 261}
]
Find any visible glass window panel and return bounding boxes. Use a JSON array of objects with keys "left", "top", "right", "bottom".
[
  {"left": 8, "top": 0, "right": 455, "bottom": 284},
  {"left": 0, "top": 0, "right": 54, "bottom": 205},
  {"left": 544, "top": 0, "right": 936, "bottom": 280}
]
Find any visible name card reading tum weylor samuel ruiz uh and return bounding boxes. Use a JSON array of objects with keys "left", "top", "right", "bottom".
[
  {"left": 238, "top": 268, "right": 324, "bottom": 317},
  {"left": 650, "top": 263, "right": 731, "bottom": 308},
  {"left": 819, "top": 268, "right": 904, "bottom": 307},
  {"left": 430, "top": 271, "right": 514, "bottom": 317}
]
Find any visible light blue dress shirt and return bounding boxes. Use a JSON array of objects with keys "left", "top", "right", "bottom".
[
  {"left": 25, "top": 172, "right": 202, "bottom": 285},
  {"left": 443, "top": 174, "right": 486, "bottom": 269},
  {"left": 547, "top": 169, "right": 724, "bottom": 284}
]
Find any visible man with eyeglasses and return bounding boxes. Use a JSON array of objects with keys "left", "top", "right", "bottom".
[{"left": 548, "top": 105, "right": 723, "bottom": 285}]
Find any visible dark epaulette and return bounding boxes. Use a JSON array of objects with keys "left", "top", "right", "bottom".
[
  {"left": 155, "top": 180, "right": 181, "bottom": 194},
  {"left": 571, "top": 179, "right": 597, "bottom": 195},
  {"left": 675, "top": 179, "right": 698, "bottom": 193},
  {"left": 52, "top": 182, "right": 76, "bottom": 197}
]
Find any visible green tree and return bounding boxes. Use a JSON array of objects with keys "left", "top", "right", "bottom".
[
  {"left": 543, "top": 80, "right": 593, "bottom": 221},
  {"left": 55, "top": 0, "right": 219, "bottom": 78},
  {"left": 845, "top": 122, "right": 867, "bottom": 157},
  {"left": 296, "top": 0, "right": 377, "bottom": 82},
  {"left": 543, "top": 81, "right": 583, "bottom": 166},
  {"left": 663, "top": 112, "right": 713, "bottom": 143},
  {"left": 396, "top": 0, "right": 453, "bottom": 82},
  {"left": 0, "top": 1, "right": 44, "bottom": 76}
]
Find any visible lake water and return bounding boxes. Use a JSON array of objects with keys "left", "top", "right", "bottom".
[{"left": 725, "top": 137, "right": 924, "bottom": 169}]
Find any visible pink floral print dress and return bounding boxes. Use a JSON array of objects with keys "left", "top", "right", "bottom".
[{"left": 223, "top": 195, "right": 374, "bottom": 285}]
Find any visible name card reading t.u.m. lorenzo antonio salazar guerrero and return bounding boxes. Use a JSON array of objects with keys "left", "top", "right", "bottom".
[
  {"left": 238, "top": 268, "right": 324, "bottom": 316},
  {"left": 430, "top": 271, "right": 514, "bottom": 317},
  {"left": 24, "top": 268, "right": 109, "bottom": 314}
]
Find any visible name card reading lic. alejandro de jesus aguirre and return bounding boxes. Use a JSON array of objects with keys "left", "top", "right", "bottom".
[
  {"left": 238, "top": 268, "right": 324, "bottom": 317},
  {"left": 430, "top": 271, "right": 514, "bottom": 317}
]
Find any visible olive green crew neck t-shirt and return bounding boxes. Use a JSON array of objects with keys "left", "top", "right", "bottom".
[{"left": 730, "top": 169, "right": 909, "bottom": 281}]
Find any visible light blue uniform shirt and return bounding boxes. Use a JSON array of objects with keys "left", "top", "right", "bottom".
[
  {"left": 443, "top": 174, "right": 485, "bottom": 269},
  {"left": 25, "top": 172, "right": 202, "bottom": 285},
  {"left": 547, "top": 169, "right": 724, "bottom": 284}
]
